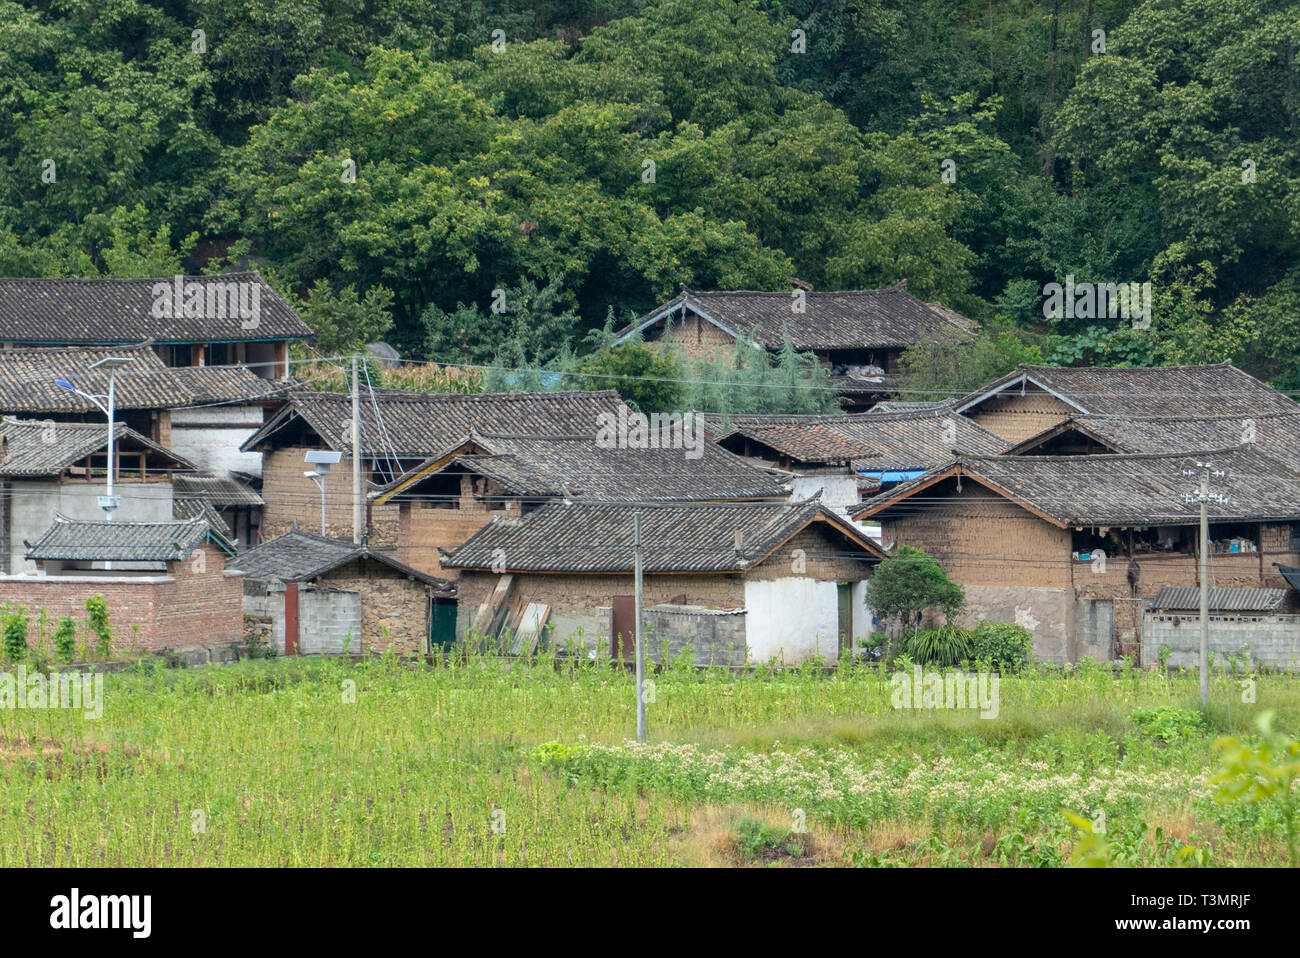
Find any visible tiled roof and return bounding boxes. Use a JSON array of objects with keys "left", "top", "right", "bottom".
[
  {"left": 715, "top": 407, "right": 1004, "bottom": 469},
  {"left": 856, "top": 446, "right": 1300, "bottom": 526},
  {"left": 0, "top": 416, "right": 192, "bottom": 476},
  {"left": 0, "top": 273, "right": 313, "bottom": 344},
  {"left": 1017, "top": 412, "right": 1300, "bottom": 473},
  {"left": 173, "top": 497, "right": 235, "bottom": 542},
  {"left": 619, "top": 284, "right": 975, "bottom": 350},
  {"left": 243, "top": 389, "right": 626, "bottom": 457},
  {"left": 957, "top": 363, "right": 1299, "bottom": 418},
  {"left": 442, "top": 499, "right": 887, "bottom": 573},
  {"left": 166, "top": 366, "right": 295, "bottom": 404},
  {"left": 173, "top": 474, "right": 264, "bottom": 507},
  {"left": 0, "top": 342, "right": 196, "bottom": 412},
  {"left": 26, "top": 515, "right": 219, "bottom": 562},
  {"left": 1151, "top": 587, "right": 1287, "bottom": 612},
  {"left": 228, "top": 528, "right": 452, "bottom": 591},
  {"left": 375, "top": 431, "right": 787, "bottom": 503}
]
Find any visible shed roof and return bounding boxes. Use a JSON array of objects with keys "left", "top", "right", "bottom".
[
  {"left": 441, "top": 498, "right": 887, "bottom": 574},
  {"left": 1150, "top": 587, "right": 1287, "bottom": 613}
]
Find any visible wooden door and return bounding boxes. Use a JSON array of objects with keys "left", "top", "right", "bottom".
[{"left": 611, "top": 595, "right": 635, "bottom": 662}]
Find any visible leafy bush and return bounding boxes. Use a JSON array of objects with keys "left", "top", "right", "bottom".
[
  {"left": 84, "top": 594, "right": 111, "bottom": 659},
  {"left": 734, "top": 816, "right": 792, "bottom": 859},
  {"left": 968, "top": 622, "right": 1034, "bottom": 673},
  {"left": 1130, "top": 706, "right": 1207, "bottom": 745},
  {"left": 2, "top": 605, "right": 29, "bottom": 661},
  {"left": 901, "top": 626, "right": 971, "bottom": 668}
]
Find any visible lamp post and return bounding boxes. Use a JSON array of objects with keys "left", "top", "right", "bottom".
[
  {"left": 304, "top": 451, "right": 343, "bottom": 537},
  {"left": 55, "top": 356, "right": 135, "bottom": 521}
]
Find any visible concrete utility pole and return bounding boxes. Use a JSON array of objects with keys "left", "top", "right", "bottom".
[
  {"left": 351, "top": 355, "right": 362, "bottom": 545},
  {"left": 1199, "top": 470, "right": 1209, "bottom": 709},
  {"left": 634, "top": 511, "right": 646, "bottom": 743},
  {"left": 1183, "top": 461, "right": 1228, "bottom": 709}
]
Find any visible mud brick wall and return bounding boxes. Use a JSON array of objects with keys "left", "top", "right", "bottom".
[
  {"left": 879, "top": 480, "right": 1073, "bottom": 588},
  {"left": 966, "top": 391, "right": 1075, "bottom": 444},
  {"left": 396, "top": 476, "right": 523, "bottom": 578},
  {"left": 260, "top": 447, "right": 400, "bottom": 546},
  {"left": 746, "top": 525, "right": 875, "bottom": 581},
  {"left": 660, "top": 313, "right": 737, "bottom": 360},
  {"left": 455, "top": 571, "right": 746, "bottom": 651}
]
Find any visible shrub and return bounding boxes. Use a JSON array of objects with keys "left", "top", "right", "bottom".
[
  {"left": 53, "top": 615, "right": 77, "bottom": 662},
  {"left": 1130, "top": 706, "right": 1207, "bottom": 745},
  {"left": 84, "top": 594, "right": 111, "bottom": 659},
  {"left": 734, "top": 817, "right": 791, "bottom": 859},
  {"left": 2, "top": 605, "right": 29, "bottom": 661},
  {"left": 901, "top": 626, "right": 971, "bottom": 668},
  {"left": 968, "top": 622, "right": 1034, "bottom": 673}
]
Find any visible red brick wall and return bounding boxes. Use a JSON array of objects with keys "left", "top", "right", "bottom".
[{"left": 0, "top": 544, "right": 243, "bottom": 653}]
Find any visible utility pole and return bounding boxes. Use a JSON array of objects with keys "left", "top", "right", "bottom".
[
  {"left": 1183, "top": 462, "right": 1228, "bottom": 709},
  {"left": 351, "top": 355, "right": 362, "bottom": 545},
  {"left": 634, "top": 511, "right": 646, "bottom": 743}
]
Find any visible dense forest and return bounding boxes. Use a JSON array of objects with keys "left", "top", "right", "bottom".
[{"left": 2, "top": 0, "right": 1298, "bottom": 403}]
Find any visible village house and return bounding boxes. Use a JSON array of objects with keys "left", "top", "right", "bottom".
[
  {"left": 0, "top": 341, "right": 295, "bottom": 474},
  {"left": 615, "top": 283, "right": 977, "bottom": 411},
  {"left": 241, "top": 389, "right": 630, "bottom": 545},
  {"left": 0, "top": 273, "right": 314, "bottom": 380},
  {"left": 0, "top": 515, "right": 242, "bottom": 652},
  {"left": 852, "top": 446, "right": 1300, "bottom": 664},
  {"left": 229, "top": 528, "right": 455, "bottom": 655},
  {"left": 441, "top": 498, "right": 888, "bottom": 664},
  {"left": 0, "top": 417, "right": 195, "bottom": 574},
  {"left": 953, "top": 362, "right": 1299, "bottom": 444},
  {"left": 703, "top": 405, "right": 1005, "bottom": 513},
  {"left": 369, "top": 428, "right": 789, "bottom": 577}
]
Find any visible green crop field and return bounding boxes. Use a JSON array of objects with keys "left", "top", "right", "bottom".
[{"left": 1, "top": 653, "right": 1297, "bottom": 867}]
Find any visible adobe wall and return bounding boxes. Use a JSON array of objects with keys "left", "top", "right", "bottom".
[
  {"left": 966, "top": 390, "right": 1075, "bottom": 444},
  {"left": 395, "top": 476, "right": 523, "bottom": 578},
  {"left": 260, "top": 447, "right": 399, "bottom": 546}
]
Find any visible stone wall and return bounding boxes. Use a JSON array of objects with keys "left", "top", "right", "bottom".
[{"left": 316, "top": 560, "right": 431, "bottom": 654}]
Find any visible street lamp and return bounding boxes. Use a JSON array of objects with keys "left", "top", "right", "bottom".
[
  {"left": 304, "top": 450, "right": 342, "bottom": 536},
  {"left": 55, "top": 356, "right": 135, "bottom": 520}
]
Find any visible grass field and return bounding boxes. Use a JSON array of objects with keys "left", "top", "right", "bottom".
[{"left": 1, "top": 652, "right": 1296, "bottom": 867}]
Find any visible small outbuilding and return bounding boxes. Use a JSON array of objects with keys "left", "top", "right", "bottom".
[{"left": 229, "top": 529, "right": 455, "bottom": 655}]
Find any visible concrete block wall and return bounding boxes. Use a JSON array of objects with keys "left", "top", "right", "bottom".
[{"left": 1142, "top": 613, "right": 1300, "bottom": 670}]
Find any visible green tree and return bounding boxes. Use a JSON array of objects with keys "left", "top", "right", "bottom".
[{"left": 866, "top": 546, "right": 966, "bottom": 652}]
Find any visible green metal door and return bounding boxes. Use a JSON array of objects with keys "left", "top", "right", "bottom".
[{"left": 429, "top": 599, "right": 458, "bottom": 651}]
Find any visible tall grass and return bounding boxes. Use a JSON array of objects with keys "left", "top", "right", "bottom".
[{"left": 0, "top": 652, "right": 1295, "bottom": 866}]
